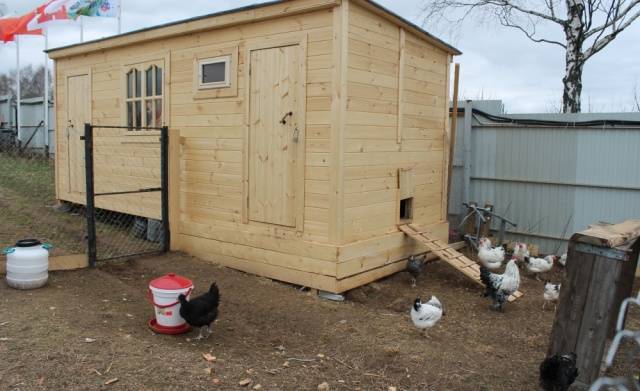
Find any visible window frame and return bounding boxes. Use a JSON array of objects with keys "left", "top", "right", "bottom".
[
  {"left": 191, "top": 44, "right": 238, "bottom": 100},
  {"left": 123, "top": 59, "right": 165, "bottom": 130},
  {"left": 197, "top": 55, "right": 231, "bottom": 90}
]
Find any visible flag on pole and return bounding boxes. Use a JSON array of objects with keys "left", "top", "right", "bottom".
[
  {"left": 69, "top": 0, "right": 119, "bottom": 19},
  {"left": 28, "top": 0, "right": 70, "bottom": 31},
  {"left": 11, "top": 12, "right": 43, "bottom": 37},
  {"left": 0, "top": 13, "right": 43, "bottom": 42},
  {"left": 0, "top": 17, "right": 19, "bottom": 42},
  {"left": 47, "top": 0, "right": 119, "bottom": 20}
]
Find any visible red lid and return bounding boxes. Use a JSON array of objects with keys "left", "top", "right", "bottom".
[{"left": 149, "top": 273, "right": 192, "bottom": 290}]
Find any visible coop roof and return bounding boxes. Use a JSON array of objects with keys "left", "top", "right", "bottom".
[{"left": 47, "top": 0, "right": 461, "bottom": 59}]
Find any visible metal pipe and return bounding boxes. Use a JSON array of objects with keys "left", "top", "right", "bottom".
[
  {"left": 462, "top": 100, "right": 472, "bottom": 204},
  {"left": 471, "top": 175, "right": 640, "bottom": 192},
  {"left": 16, "top": 36, "right": 21, "bottom": 144},
  {"left": 160, "top": 126, "right": 170, "bottom": 253},
  {"left": 589, "top": 377, "right": 632, "bottom": 391},
  {"left": 84, "top": 123, "right": 97, "bottom": 267},
  {"left": 95, "top": 187, "right": 161, "bottom": 197},
  {"left": 491, "top": 228, "right": 569, "bottom": 242},
  {"left": 604, "top": 330, "right": 640, "bottom": 368},
  {"left": 615, "top": 293, "right": 640, "bottom": 333},
  {"left": 91, "top": 125, "right": 164, "bottom": 131},
  {"left": 44, "top": 31, "right": 49, "bottom": 154}
]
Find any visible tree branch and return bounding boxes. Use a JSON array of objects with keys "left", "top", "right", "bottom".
[
  {"left": 498, "top": 17, "right": 567, "bottom": 47},
  {"left": 489, "top": 0, "right": 566, "bottom": 24},
  {"left": 584, "top": 0, "right": 640, "bottom": 37},
  {"left": 584, "top": 7, "right": 640, "bottom": 59}
]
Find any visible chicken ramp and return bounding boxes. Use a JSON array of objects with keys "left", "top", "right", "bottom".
[{"left": 399, "top": 224, "right": 523, "bottom": 302}]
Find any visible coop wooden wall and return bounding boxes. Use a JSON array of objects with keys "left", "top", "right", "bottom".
[
  {"left": 341, "top": 2, "right": 451, "bottom": 244},
  {"left": 53, "top": 0, "right": 454, "bottom": 292},
  {"left": 54, "top": 5, "right": 338, "bottom": 260},
  {"left": 55, "top": 65, "right": 163, "bottom": 220}
]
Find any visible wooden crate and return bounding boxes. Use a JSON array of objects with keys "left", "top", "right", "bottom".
[{"left": 547, "top": 220, "right": 640, "bottom": 386}]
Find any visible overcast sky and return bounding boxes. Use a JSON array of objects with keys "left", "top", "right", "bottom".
[{"left": 1, "top": 0, "right": 638, "bottom": 113}]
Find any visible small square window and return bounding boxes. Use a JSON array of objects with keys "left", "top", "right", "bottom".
[{"left": 198, "top": 56, "right": 231, "bottom": 89}]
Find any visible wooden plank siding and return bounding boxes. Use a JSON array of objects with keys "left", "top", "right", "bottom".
[
  {"left": 53, "top": 0, "right": 456, "bottom": 293},
  {"left": 342, "top": 2, "right": 450, "bottom": 244}
]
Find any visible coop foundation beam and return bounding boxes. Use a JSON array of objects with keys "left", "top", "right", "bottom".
[{"left": 0, "top": 254, "right": 88, "bottom": 275}]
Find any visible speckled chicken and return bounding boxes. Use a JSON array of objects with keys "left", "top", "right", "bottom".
[
  {"left": 406, "top": 254, "right": 426, "bottom": 288},
  {"left": 410, "top": 296, "right": 443, "bottom": 338},
  {"left": 480, "top": 258, "right": 520, "bottom": 312},
  {"left": 477, "top": 237, "right": 505, "bottom": 270},
  {"left": 543, "top": 281, "right": 561, "bottom": 311}
]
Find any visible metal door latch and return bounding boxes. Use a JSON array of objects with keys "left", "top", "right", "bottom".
[
  {"left": 293, "top": 127, "right": 300, "bottom": 143},
  {"left": 280, "top": 111, "right": 293, "bottom": 125}
]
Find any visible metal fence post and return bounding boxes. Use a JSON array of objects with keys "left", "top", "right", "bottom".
[
  {"left": 160, "top": 126, "right": 170, "bottom": 253},
  {"left": 462, "top": 100, "right": 472, "bottom": 205},
  {"left": 84, "top": 123, "right": 97, "bottom": 267}
]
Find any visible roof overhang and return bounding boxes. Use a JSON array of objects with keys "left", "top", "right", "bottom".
[{"left": 47, "top": 0, "right": 460, "bottom": 59}]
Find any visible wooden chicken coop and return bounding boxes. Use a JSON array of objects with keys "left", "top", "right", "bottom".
[{"left": 48, "top": 0, "right": 460, "bottom": 293}]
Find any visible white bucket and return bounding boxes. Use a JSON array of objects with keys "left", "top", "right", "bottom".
[
  {"left": 148, "top": 285, "right": 192, "bottom": 328},
  {"left": 4, "top": 239, "right": 51, "bottom": 290}
]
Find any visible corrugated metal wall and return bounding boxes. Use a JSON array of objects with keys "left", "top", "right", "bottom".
[
  {"left": 448, "top": 101, "right": 640, "bottom": 255},
  {"left": 0, "top": 96, "right": 55, "bottom": 154}
]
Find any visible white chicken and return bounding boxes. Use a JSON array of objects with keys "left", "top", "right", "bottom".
[
  {"left": 559, "top": 253, "right": 567, "bottom": 267},
  {"left": 525, "top": 255, "right": 556, "bottom": 280},
  {"left": 543, "top": 281, "right": 561, "bottom": 311},
  {"left": 512, "top": 242, "right": 530, "bottom": 263},
  {"left": 410, "top": 296, "right": 443, "bottom": 338},
  {"left": 480, "top": 258, "right": 520, "bottom": 312},
  {"left": 477, "top": 237, "right": 505, "bottom": 270}
]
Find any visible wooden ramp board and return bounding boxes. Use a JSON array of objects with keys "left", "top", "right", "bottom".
[{"left": 399, "top": 224, "right": 523, "bottom": 302}]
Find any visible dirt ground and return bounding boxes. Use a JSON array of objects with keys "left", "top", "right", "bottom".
[{"left": 1, "top": 252, "right": 637, "bottom": 391}]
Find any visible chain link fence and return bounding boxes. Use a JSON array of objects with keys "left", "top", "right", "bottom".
[
  {"left": 0, "top": 123, "right": 169, "bottom": 264},
  {"left": 0, "top": 127, "right": 86, "bottom": 257}
]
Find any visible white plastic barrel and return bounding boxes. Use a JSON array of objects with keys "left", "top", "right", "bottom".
[
  {"left": 4, "top": 239, "right": 51, "bottom": 290},
  {"left": 148, "top": 273, "right": 193, "bottom": 330}
]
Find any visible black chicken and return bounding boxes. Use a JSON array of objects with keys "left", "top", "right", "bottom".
[
  {"left": 539, "top": 352, "right": 579, "bottom": 391},
  {"left": 407, "top": 255, "right": 426, "bottom": 288},
  {"left": 178, "top": 282, "right": 220, "bottom": 340}
]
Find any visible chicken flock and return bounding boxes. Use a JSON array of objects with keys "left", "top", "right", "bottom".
[
  {"left": 405, "top": 237, "right": 575, "bottom": 390},
  {"left": 173, "top": 236, "right": 573, "bottom": 389}
]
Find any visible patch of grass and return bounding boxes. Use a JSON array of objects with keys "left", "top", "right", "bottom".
[
  {"left": 0, "top": 153, "right": 86, "bottom": 253},
  {"left": 0, "top": 153, "right": 55, "bottom": 202}
]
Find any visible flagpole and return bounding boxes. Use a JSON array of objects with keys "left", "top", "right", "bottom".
[
  {"left": 16, "top": 34, "right": 21, "bottom": 144},
  {"left": 117, "top": 0, "right": 122, "bottom": 34},
  {"left": 44, "top": 30, "right": 49, "bottom": 154}
]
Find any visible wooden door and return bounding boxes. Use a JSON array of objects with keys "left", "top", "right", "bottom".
[
  {"left": 248, "top": 45, "right": 301, "bottom": 227},
  {"left": 66, "top": 74, "right": 91, "bottom": 195}
]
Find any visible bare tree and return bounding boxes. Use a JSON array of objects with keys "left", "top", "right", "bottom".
[
  {"left": 423, "top": 0, "right": 640, "bottom": 113},
  {"left": 634, "top": 83, "right": 640, "bottom": 111},
  {"left": 0, "top": 66, "right": 52, "bottom": 99}
]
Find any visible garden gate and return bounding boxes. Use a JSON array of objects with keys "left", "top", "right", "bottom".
[{"left": 83, "top": 123, "right": 169, "bottom": 266}]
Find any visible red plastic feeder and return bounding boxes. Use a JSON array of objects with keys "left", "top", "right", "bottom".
[{"left": 147, "top": 273, "right": 193, "bottom": 335}]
